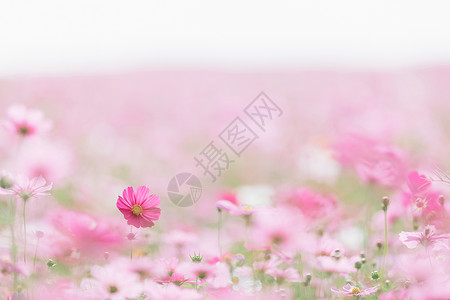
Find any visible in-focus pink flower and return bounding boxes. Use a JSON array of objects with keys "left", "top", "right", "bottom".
[
  {"left": 399, "top": 225, "right": 449, "bottom": 250},
  {"left": 116, "top": 186, "right": 161, "bottom": 228},
  {"left": 2, "top": 104, "right": 52, "bottom": 138},
  {"left": 1, "top": 175, "right": 52, "bottom": 201},
  {"left": 331, "top": 284, "right": 378, "bottom": 297}
]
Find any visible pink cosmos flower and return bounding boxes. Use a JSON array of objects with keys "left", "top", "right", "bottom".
[
  {"left": 399, "top": 225, "right": 449, "bottom": 250},
  {"left": 248, "top": 207, "right": 315, "bottom": 256},
  {"left": 51, "top": 210, "right": 124, "bottom": 259},
  {"left": 216, "top": 191, "right": 254, "bottom": 216},
  {"left": 178, "top": 261, "right": 216, "bottom": 282},
  {"left": 355, "top": 145, "right": 407, "bottom": 187},
  {"left": 16, "top": 140, "right": 74, "bottom": 183},
  {"left": 153, "top": 258, "right": 195, "bottom": 285},
  {"left": 33, "top": 280, "right": 87, "bottom": 300},
  {"left": 400, "top": 171, "right": 443, "bottom": 217},
  {"left": 2, "top": 104, "right": 52, "bottom": 138},
  {"left": 1, "top": 175, "right": 52, "bottom": 201},
  {"left": 407, "top": 171, "right": 431, "bottom": 196},
  {"left": 266, "top": 267, "right": 301, "bottom": 283},
  {"left": 379, "top": 288, "right": 409, "bottom": 300},
  {"left": 216, "top": 200, "right": 254, "bottom": 216},
  {"left": 316, "top": 255, "right": 359, "bottom": 274},
  {"left": 253, "top": 256, "right": 282, "bottom": 274},
  {"left": 116, "top": 186, "right": 161, "bottom": 228},
  {"left": 315, "top": 235, "right": 346, "bottom": 256},
  {"left": 144, "top": 280, "right": 202, "bottom": 300},
  {"left": 331, "top": 284, "right": 379, "bottom": 297},
  {"left": 177, "top": 261, "right": 230, "bottom": 288},
  {"left": 281, "top": 188, "right": 336, "bottom": 219},
  {"left": 154, "top": 272, "right": 192, "bottom": 286},
  {"left": 334, "top": 134, "right": 407, "bottom": 187},
  {"left": 80, "top": 264, "right": 141, "bottom": 300}
]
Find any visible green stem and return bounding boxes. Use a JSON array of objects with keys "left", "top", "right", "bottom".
[
  {"left": 130, "top": 226, "right": 133, "bottom": 261},
  {"left": 426, "top": 247, "right": 433, "bottom": 266},
  {"left": 23, "top": 201, "right": 27, "bottom": 263},
  {"left": 10, "top": 197, "right": 17, "bottom": 289},
  {"left": 297, "top": 253, "right": 303, "bottom": 279},
  {"left": 34, "top": 239, "right": 40, "bottom": 269},
  {"left": 383, "top": 209, "right": 388, "bottom": 273},
  {"left": 244, "top": 215, "right": 251, "bottom": 244},
  {"left": 218, "top": 210, "right": 222, "bottom": 257}
]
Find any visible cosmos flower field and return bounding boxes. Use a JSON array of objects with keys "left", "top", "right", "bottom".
[{"left": 1, "top": 69, "right": 450, "bottom": 299}]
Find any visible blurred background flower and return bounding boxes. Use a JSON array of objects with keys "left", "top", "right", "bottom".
[{"left": 1, "top": 1, "right": 450, "bottom": 299}]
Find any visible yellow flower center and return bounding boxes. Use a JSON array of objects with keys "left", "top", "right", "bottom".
[
  {"left": 243, "top": 205, "right": 253, "bottom": 211},
  {"left": 131, "top": 205, "right": 143, "bottom": 216},
  {"left": 351, "top": 287, "right": 361, "bottom": 295}
]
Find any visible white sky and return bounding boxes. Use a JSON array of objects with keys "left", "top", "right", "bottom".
[{"left": 1, "top": 0, "right": 450, "bottom": 77}]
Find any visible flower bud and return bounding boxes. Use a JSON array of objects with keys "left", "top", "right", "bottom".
[
  {"left": 304, "top": 273, "right": 312, "bottom": 286},
  {"left": 190, "top": 252, "right": 203, "bottom": 263},
  {"left": 127, "top": 233, "right": 137, "bottom": 241},
  {"left": 376, "top": 241, "right": 383, "bottom": 250},
  {"left": 35, "top": 230, "right": 44, "bottom": 239},
  {"left": 46, "top": 259, "right": 56, "bottom": 268},
  {"left": 382, "top": 196, "right": 390, "bottom": 211},
  {"left": 371, "top": 271, "right": 380, "bottom": 280},
  {"left": 0, "top": 172, "right": 13, "bottom": 189}
]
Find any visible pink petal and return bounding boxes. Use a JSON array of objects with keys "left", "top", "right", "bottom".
[
  {"left": 121, "top": 187, "right": 135, "bottom": 207},
  {"left": 135, "top": 186, "right": 150, "bottom": 203},
  {"left": 142, "top": 207, "right": 161, "bottom": 221},
  {"left": 138, "top": 215, "right": 155, "bottom": 228},
  {"left": 399, "top": 231, "right": 421, "bottom": 248},
  {"left": 407, "top": 171, "right": 431, "bottom": 195},
  {"left": 146, "top": 194, "right": 161, "bottom": 207},
  {"left": 117, "top": 198, "right": 131, "bottom": 210}
]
